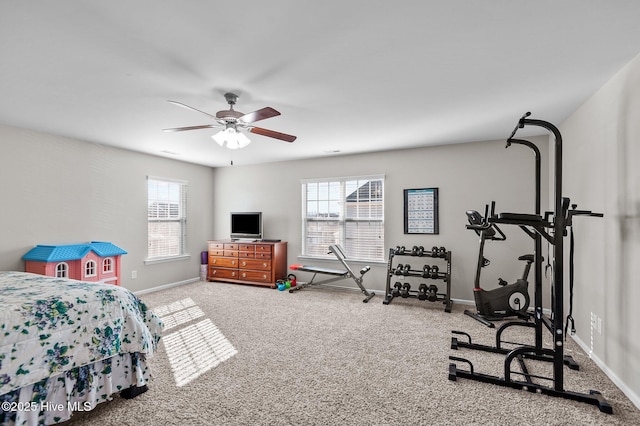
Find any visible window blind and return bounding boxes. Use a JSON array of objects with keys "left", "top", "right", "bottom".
[
  {"left": 301, "top": 175, "right": 384, "bottom": 262},
  {"left": 147, "top": 176, "right": 188, "bottom": 261}
]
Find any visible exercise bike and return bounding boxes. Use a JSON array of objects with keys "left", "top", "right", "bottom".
[{"left": 464, "top": 207, "right": 532, "bottom": 328}]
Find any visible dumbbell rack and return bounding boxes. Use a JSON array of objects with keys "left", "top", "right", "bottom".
[{"left": 383, "top": 246, "right": 452, "bottom": 312}]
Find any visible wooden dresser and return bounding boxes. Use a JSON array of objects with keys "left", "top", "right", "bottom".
[{"left": 207, "top": 240, "right": 287, "bottom": 288}]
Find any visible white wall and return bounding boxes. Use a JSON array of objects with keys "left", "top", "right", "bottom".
[
  {"left": 0, "top": 124, "right": 215, "bottom": 292},
  {"left": 560, "top": 53, "right": 640, "bottom": 407},
  {"left": 211, "top": 136, "right": 550, "bottom": 301}
]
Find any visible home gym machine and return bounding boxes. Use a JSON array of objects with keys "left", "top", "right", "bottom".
[
  {"left": 464, "top": 134, "right": 542, "bottom": 328},
  {"left": 465, "top": 207, "right": 533, "bottom": 327},
  {"left": 448, "top": 112, "right": 611, "bottom": 413}
]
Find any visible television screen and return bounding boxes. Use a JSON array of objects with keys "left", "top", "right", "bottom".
[{"left": 230, "top": 212, "right": 262, "bottom": 240}]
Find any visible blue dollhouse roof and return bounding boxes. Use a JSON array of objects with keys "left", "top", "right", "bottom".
[
  {"left": 23, "top": 241, "right": 127, "bottom": 262},
  {"left": 89, "top": 241, "right": 128, "bottom": 257}
]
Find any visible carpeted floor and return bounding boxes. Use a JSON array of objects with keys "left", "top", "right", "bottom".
[{"left": 65, "top": 281, "right": 640, "bottom": 425}]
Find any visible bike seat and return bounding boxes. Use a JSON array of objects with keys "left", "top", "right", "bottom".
[{"left": 518, "top": 254, "right": 534, "bottom": 262}]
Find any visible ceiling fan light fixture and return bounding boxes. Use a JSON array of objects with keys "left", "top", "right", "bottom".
[
  {"left": 165, "top": 93, "right": 296, "bottom": 149},
  {"left": 212, "top": 127, "right": 251, "bottom": 150}
]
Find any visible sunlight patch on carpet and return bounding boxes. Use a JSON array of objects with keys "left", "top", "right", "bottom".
[
  {"left": 155, "top": 304, "right": 205, "bottom": 330},
  {"left": 154, "top": 298, "right": 238, "bottom": 387},
  {"left": 153, "top": 297, "right": 197, "bottom": 317}
]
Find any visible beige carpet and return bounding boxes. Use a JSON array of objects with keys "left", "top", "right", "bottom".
[{"left": 65, "top": 281, "right": 639, "bottom": 425}]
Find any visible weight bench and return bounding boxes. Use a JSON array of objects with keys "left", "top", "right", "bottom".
[{"left": 288, "top": 244, "right": 375, "bottom": 303}]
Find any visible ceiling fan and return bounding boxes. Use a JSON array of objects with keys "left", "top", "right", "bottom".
[{"left": 163, "top": 92, "right": 296, "bottom": 149}]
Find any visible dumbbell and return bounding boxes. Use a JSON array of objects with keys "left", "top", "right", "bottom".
[
  {"left": 411, "top": 245, "right": 419, "bottom": 256},
  {"left": 402, "top": 264, "right": 412, "bottom": 275},
  {"left": 417, "top": 283, "right": 428, "bottom": 300},
  {"left": 438, "top": 246, "right": 447, "bottom": 258},
  {"left": 430, "top": 246, "right": 439, "bottom": 258},
  {"left": 417, "top": 246, "right": 425, "bottom": 256},
  {"left": 394, "top": 246, "right": 406, "bottom": 255},
  {"left": 394, "top": 264, "right": 404, "bottom": 275},
  {"left": 427, "top": 284, "right": 439, "bottom": 302},
  {"left": 421, "top": 265, "right": 431, "bottom": 278},
  {"left": 400, "top": 282, "right": 411, "bottom": 298},
  {"left": 392, "top": 282, "right": 402, "bottom": 297},
  {"left": 430, "top": 265, "right": 440, "bottom": 279}
]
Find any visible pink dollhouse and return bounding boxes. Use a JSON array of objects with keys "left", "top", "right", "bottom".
[{"left": 23, "top": 241, "right": 127, "bottom": 285}]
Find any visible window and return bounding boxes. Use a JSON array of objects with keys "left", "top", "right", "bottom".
[
  {"left": 55, "top": 262, "right": 68, "bottom": 278},
  {"left": 147, "top": 176, "right": 188, "bottom": 262},
  {"left": 85, "top": 260, "right": 96, "bottom": 277},
  {"left": 302, "top": 175, "right": 384, "bottom": 262},
  {"left": 103, "top": 257, "right": 113, "bottom": 273}
]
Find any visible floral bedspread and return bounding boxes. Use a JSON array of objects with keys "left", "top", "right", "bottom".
[{"left": 0, "top": 271, "right": 163, "bottom": 397}]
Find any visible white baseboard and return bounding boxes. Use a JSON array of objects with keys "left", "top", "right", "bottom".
[
  {"left": 134, "top": 277, "right": 200, "bottom": 295},
  {"left": 571, "top": 334, "right": 640, "bottom": 410},
  {"left": 451, "top": 298, "right": 474, "bottom": 306}
]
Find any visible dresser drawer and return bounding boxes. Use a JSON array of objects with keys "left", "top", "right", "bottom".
[
  {"left": 254, "top": 244, "right": 272, "bottom": 254},
  {"left": 238, "top": 269, "right": 271, "bottom": 283},
  {"left": 224, "top": 243, "right": 239, "bottom": 250},
  {"left": 238, "top": 251, "right": 255, "bottom": 258},
  {"left": 210, "top": 257, "right": 238, "bottom": 268},
  {"left": 209, "top": 267, "right": 238, "bottom": 280},
  {"left": 223, "top": 250, "right": 239, "bottom": 257},
  {"left": 238, "top": 244, "right": 255, "bottom": 252},
  {"left": 239, "top": 258, "right": 271, "bottom": 271},
  {"left": 209, "top": 242, "right": 224, "bottom": 250},
  {"left": 209, "top": 249, "right": 224, "bottom": 256}
]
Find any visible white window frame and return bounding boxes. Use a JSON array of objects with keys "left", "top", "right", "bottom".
[
  {"left": 85, "top": 260, "right": 97, "bottom": 278},
  {"left": 146, "top": 176, "right": 189, "bottom": 264},
  {"left": 103, "top": 257, "right": 113, "bottom": 273},
  {"left": 301, "top": 174, "right": 384, "bottom": 262},
  {"left": 55, "top": 262, "right": 68, "bottom": 278}
]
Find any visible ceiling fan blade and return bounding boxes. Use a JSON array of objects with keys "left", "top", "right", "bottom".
[
  {"left": 162, "top": 124, "right": 219, "bottom": 132},
  {"left": 167, "top": 100, "right": 216, "bottom": 119},
  {"left": 249, "top": 126, "right": 297, "bottom": 142},
  {"left": 239, "top": 107, "right": 280, "bottom": 124}
]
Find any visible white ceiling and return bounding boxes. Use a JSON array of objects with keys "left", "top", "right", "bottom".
[{"left": 1, "top": 1, "right": 640, "bottom": 168}]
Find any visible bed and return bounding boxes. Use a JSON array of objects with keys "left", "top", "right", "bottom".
[{"left": 0, "top": 271, "right": 163, "bottom": 426}]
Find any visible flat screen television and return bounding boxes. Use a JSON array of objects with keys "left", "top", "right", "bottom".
[{"left": 230, "top": 212, "right": 263, "bottom": 240}]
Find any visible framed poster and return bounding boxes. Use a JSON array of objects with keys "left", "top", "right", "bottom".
[{"left": 404, "top": 188, "right": 439, "bottom": 234}]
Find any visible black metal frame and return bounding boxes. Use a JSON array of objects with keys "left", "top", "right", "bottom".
[
  {"left": 383, "top": 246, "right": 452, "bottom": 312},
  {"left": 448, "top": 112, "right": 613, "bottom": 414}
]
